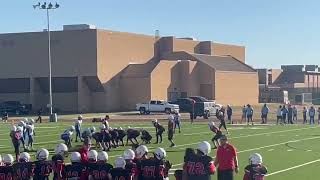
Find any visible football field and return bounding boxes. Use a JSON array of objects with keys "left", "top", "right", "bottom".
[{"left": 0, "top": 119, "right": 320, "bottom": 180}]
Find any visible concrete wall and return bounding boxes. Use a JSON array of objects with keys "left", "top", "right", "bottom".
[
  {"left": 212, "top": 43, "right": 246, "bottom": 63},
  {"left": 215, "top": 71, "right": 259, "bottom": 105}
]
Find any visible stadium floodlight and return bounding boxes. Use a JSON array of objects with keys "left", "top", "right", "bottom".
[{"left": 33, "top": 2, "right": 60, "bottom": 117}]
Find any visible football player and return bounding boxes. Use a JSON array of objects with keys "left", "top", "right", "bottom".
[
  {"left": 64, "top": 152, "right": 87, "bottom": 180},
  {"left": 101, "top": 124, "right": 112, "bottom": 151},
  {"left": 243, "top": 153, "right": 268, "bottom": 180},
  {"left": 92, "top": 125, "right": 104, "bottom": 150},
  {"left": 61, "top": 126, "right": 75, "bottom": 148},
  {"left": 10, "top": 126, "right": 23, "bottom": 161},
  {"left": 183, "top": 141, "right": 216, "bottom": 180},
  {"left": 173, "top": 110, "right": 181, "bottom": 133},
  {"left": 116, "top": 127, "right": 127, "bottom": 146},
  {"left": 168, "top": 115, "right": 176, "bottom": 147},
  {"left": 34, "top": 148, "right": 52, "bottom": 180},
  {"left": 126, "top": 128, "right": 140, "bottom": 145},
  {"left": 152, "top": 119, "right": 165, "bottom": 144},
  {"left": 109, "top": 127, "right": 119, "bottom": 147},
  {"left": 153, "top": 147, "right": 172, "bottom": 180},
  {"left": 217, "top": 107, "right": 229, "bottom": 134},
  {"left": 81, "top": 126, "right": 96, "bottom": 141},
  {"left": 141, "top": 129, "right": 152, "bottom": 144},
  {"left": 0, "top": 154, "right": 14, "bottom": 180},
  {"left": 13, "top": 152, "right": 34, "bottom": 180},
  {"left": 52, "top": 143, "right": 68, "bottom": 180},
  {"left": 208, "top": 121, "right": 223, "bottom": 149},
  {"left": 123, "top": 149, "right": 138, "bottom": 178},
  {"left": 87, "top": 151, "right": 113, "bottom": 180},
  {"left": 110, "top": 157, "right": 132, "bottom": 180},
  {"left": 25, "top": 119, "right": 35, "bottom": 151},
  {"left": 17, "top": 120, "right": 27, "bottom": 150},
  {"left": 75, "top": 115, "right": 83, "bottom": 142}
]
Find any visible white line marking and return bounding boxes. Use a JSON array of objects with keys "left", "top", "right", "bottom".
[
  {"left": 266, "top": 159, "right": 320, "bottom": 176},
  {"left": 268, "top": 149, "right": 274, "bottom": 152}
]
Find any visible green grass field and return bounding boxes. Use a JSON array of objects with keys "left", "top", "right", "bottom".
[{"left": 0, "top": 119, "right": 320, "bottom": 180}]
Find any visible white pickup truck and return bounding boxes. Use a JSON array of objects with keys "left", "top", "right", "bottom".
[{"left": 136, "top": 100, "right": 180, "bottom": 114}]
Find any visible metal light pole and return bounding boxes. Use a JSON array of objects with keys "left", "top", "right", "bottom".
[{"left": 33, "top": 2, "right": 60, "bottom": 116}]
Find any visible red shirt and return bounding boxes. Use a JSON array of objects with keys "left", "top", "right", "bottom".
[
  {"left": 216, "top": 144, "right": 237, "bottom": 170},
  {"left": 78, "top": 147, "right": 89, "bottom": 164}
]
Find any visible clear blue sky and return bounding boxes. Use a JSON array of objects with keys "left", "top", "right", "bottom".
[{"left": 1, "top": 0, "right": 320, "bottom": 68}]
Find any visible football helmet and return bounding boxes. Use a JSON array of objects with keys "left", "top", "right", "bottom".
[
  {"left": 3, "top": 154, "right": 14, "bottom": 165},
  {"left": 198, "top": 141, "right": 211, "bottom": 155},
  {"left": 118, "top": 127, "right": 123, "bottom": 130},
  {"left": 97, "top": 151, "right": 109, "bottom": 162},
  {"left": 69, "top": 126, "right": 75, "bottom": 132},
  {"left": 152, "top": 119, "right": 158, "bottom": 124},
  {"left": 249, "top": 153, "right": 263, "bottom": 165},
  {"left": 18, "top": 121, "right": 26, "bottom": 127},
  {"left": 70, "top": 152, "right": 81, "bottom": 163},
  {"left": 36, "top": 148, "right": 49, "bottom": 160},
  {"left": 19, "top": 152, "right": 31, "bottom": 162},
  {"left": 154, "top": 147, "right": 166, "bottom": 160},
  {"left": 78, "top": 115, "right": 83, "bottom": 120},
  {"left": 123, "top": 149, "right": 135, "bottom": 160},
  {"left": 16, "top": 126, "right": 23, "bottom": 132},
  {"left": 90, "top": 126, "right": 96, "bottom": 133},
  {"left": 55, "top": 143, "right": 68, "bottom": 156},
  {"left": 115, "top": 157, "right": 126, "bottom": 168},
  {"left": 136, "top": 145, "right": 148, "bottom": 158},
  {"left": 89, "top": 150, "right": 98, "bottom": 162}
]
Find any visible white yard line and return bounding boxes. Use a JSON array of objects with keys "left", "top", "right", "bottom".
[{"left": 266, "top": 159, "right": 320, "bottom": 176}]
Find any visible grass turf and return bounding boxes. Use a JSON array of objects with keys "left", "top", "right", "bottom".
[{"left": 0, "top": 120, "right": 319, "bottom": 180}]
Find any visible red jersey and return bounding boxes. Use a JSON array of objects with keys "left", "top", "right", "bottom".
[
  {"left": 78, "top": 147, "right": 89, "bottom": 164},
  {"left": 216, "top": 144, "right": 237, "bottom": 170}
]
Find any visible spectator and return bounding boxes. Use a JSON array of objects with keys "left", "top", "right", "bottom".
[
  {"left": 246, "top": 104, "right": 254, "bottom": 125},
  {"left": 303, "top": 107, "right": 308, "bottom": 124},
  {"left": 318, "top": 107, "right": 320, "bottom": 124},
  {"left": 226, "top": 105, "right": 233, "bottom": 124},
  {"left": 2, "top": 111, "right": 8, "bottom": 123},
  {"left": 241, "top": 105, "right": 246, "bottom": 124},
  {"left": 260, "top": 104, "right": 269, "bottom": 124},
  {"left": 293, "top": 106, "right": 298, "bottom": 122},
  {"left": 214, "top": 135, "right": 239, "bottom": 180},
  {"left": 281, "top": 105, "right": 288, "bottom": 124},
  {"left": 288, "top": 105, "right": 294, "bottom": 124},
  {"left": 276, "top": 105, "right": 283, "bottom": 125},
  {"left": 309, "top": 106, "right": 315, "bottom": 124}
]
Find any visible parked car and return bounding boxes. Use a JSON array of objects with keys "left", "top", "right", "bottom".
[
  {"left": 0, "top": 101, "right": 32, "bottom": 115},
  {"left": 170, "top": 98, "right": 218, "bottom": 119},
  {"left": 189, "top": 96, "right": 215, "bottom": 107},
  {"left": 136, "top": 100, "right": 179, "bottom": 115}
]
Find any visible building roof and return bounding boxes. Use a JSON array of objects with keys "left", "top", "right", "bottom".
[
  {"left": 190, "top": 53, "right": 256, "bottom": 72},
  {"left": 161, "top": 51, "right": 256, "bottom": 72}
]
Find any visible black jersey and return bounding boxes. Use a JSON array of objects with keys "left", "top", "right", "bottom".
[
  {"left": 64, "top": 163, "right": 87, "bottom": 180},
  {"left": 92, "top": 132, "right": 103, "bottom": 143},
  {"left": 110, "top": 168, "right": 132, "bottom": 180},
  {"left": 13, "top": 162, "right": 34, "bottom": 180},
  {"left": 117, "top": 129, "right": 126, "bottom": 139},
  {"left": 34, "top": 160, "right": 52, "bottom": 180},
  {"left": 183, "top": 154, "right": 215, "bottom": 180},
  {"left": 125, "top": 160, "right": 138, "bottom": 177},
  {"left": 52, "top": 154, "right": 65, "bottom": 180},
  {"left": 137, "top": 158, "right": 166, "bottom": 180},
  {"left": 127, "top": 129, "right": 140, "bottom": 139},
  {"left": 0, "top": 165, "right": 14, "bottom": 180},
  {"left": 87, "top": 162, "right": 113, "bottom": 180}
]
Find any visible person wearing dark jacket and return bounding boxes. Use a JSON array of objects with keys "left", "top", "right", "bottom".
[{"left": 226, "top": 105, "right": 233, "bottom": 124}]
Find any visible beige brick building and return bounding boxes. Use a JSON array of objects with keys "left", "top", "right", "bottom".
[{"left": 0, "top": 25, "right": 259, "bottom": 112}]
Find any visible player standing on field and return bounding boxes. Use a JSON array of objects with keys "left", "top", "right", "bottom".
[
  {"left": 13, "top": 152, "right": 34, "bottom": 180},
  {"left": 173, "top": 110, "right": 181, "bottom": 133},
  {"left": 52, "top": 143, "right": 68, "bottom": 180},
  {"left": 152, "top": 119, "right": 165, "bottom": 144},
  {"left": 34, "top": 148, "right": 52, "bottom": 180},
  {"left": 208, "top": 121, "right": 223, "bottom": 149},
  {"left": 168, "top": 115, "right": 176, "bottom": 147},
  {"left": 218, "top": 106, "right": 229, "bottom": 134},
  {"left": 75, "top": 115, "right": 83, "bottom": 142}
]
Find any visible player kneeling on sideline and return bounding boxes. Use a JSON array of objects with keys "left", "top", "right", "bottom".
[
  {"left": 0, "top": 154, "right": 14, "bottom": 179},
  {"left": 243, "top": 153, "right": 268, "bottom": 180},
  {"left": 88, "top": 151, "right": 113, "bottom": 180},
  {"left": 52, "top": 143, "right": 68, "bottom": 180},
  {"left": 34, "top": 148, "right": 52, "bottom": 180},
  {"left": 208, "top": 121, "right": 223, "bottom": 149},
  {"left": 141, "top": 129, "right": 152, "bottom": 144},
  {"left": 110, "top": 157, "right": 132, "bottom": 180},
  {"left": 64, "top": 152, "right": 86, "bottom": 179},
  {"left": 123, "top": 149, "right": 138, "bottom": 178},
  {"left": 183, "top": 141, "right": 216, "bottom": 180},
  {"left": 13, "top": 152, "right": 34, "bottom": 180},
  {"left": 61, "top": 126, "right": 75, "bottom": 148}
]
